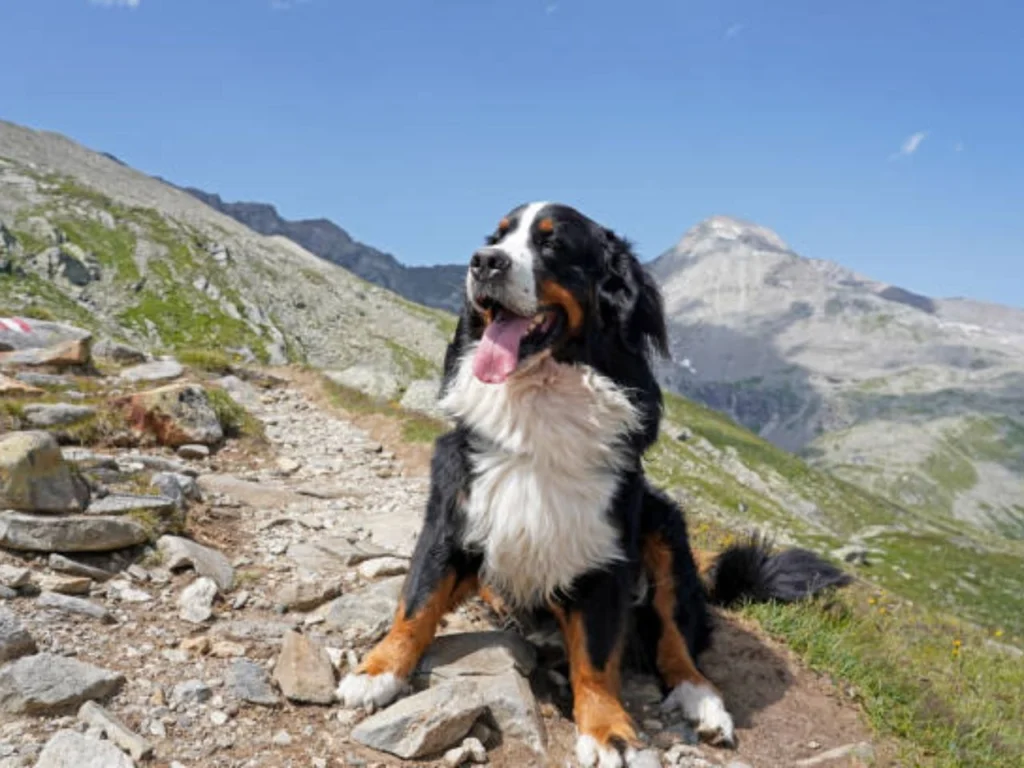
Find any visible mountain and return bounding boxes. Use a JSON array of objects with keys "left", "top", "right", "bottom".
[
  {"left": 0, "top": 119, "right": 452, "bottom": 379},
  {"left": 182, "top": 188, "right": 466, "bottom": 313},
  {"left": 651, "top": 215, "right": 1024, "bottom": 539}
]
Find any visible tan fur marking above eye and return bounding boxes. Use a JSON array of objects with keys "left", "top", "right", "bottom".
[
  {"left": 539, "top": 279, "right": 584, "bottom": 333},
  {"left": 498, "top": 217, "right": 511, "bottom": 232},
  {"left": 538, "top": 217, "right": 555, "bottom": 234}
]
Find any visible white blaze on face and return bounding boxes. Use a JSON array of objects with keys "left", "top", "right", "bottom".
[{"left": 465, "top": 201, "right": 549, "bottom": 317}]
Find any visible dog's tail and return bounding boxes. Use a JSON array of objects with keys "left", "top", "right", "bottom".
[{"left": 698, "top": 535, "right": 852, "bottom": 607}]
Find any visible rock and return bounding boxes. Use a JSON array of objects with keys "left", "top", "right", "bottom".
[
  {"left": 0, "top": 319, "right": 89, "bottom": 354},
  {"left": 212, "top": 375, "right": 260, "bottom": 410},
  {"left": 275, "top": 456, "right": 302, "bottom": 476},
  {"left": 0, "top": 511, "right": 148, "bottom": 552},
  {"left": 47, "top": 553, "right": 114, "bottom": 581},
  {"left": 273, "top": 631, "right": 336, "bottom": 704},
  {"left": 15, "top": 371, "right": 71, "bottom": 388},
  {"left": 287, "top": 536, "right": 395, "bottom": 572},
  {"left": 325, "top": 365, "right": 402, "bottom": 401},
  {"left": 119, "top": 383, "right": 223, "bottom": 447},
  {"left": 86, "top": 493, "right": 176, "bottom": 516},
  {"left": 176, "top": 444, "right": 210, "bottom": 460},
  {"left": 117, "top": 452, "right": 194, "bottom": 476},
  {"left": 442, "top": 736, "right": 488, "bottom": 767},
  {"left": 272, "top": 730, "right": 292, "bottom": 746},
  {"left": 198, "top": 474, "right": 304, "bottom": 509},
  {"left": 179, "top": 577, "right": 218, "bottom": 624},
  {"left": 61, "top": 448, "right": 119, "bottom": 472},
  {"left": 0, "top": 653, "right": 124, "bottom": 714},
  {"left": 0, "top": 338, "right": 91, "bottom": 369},
  {"left": 357, "top": 556, "right": 409, "bottom": 580},
  {"left": 630, "top": 750, "right": 663, "bottom": 768},
  {"left": 210, "top": 640, "right": 246, "bottom": 658},
  {"left": 0, "top": 373, "right": 44, "bottom": 397},
  {"left": 399, "top": 379, "right": 446, "bottom": 419},
  {"left": 78, "top": 700, "right": 153, "bottom": 761},
  {"left": 158, "top": 535, "right": 234, "bottom": 591},
  {"left": 21, "top": 403, "right": 96, "bottom": 428},
  {"left": 106, "top": 579, "right": 152, "bottom": 603},
  {"left": 39, "top": 575, "right": 92, "bottom": 595},
  {"left": 351, "top": 679, "right": 486, "bottom": 759},
  {"left": 37, "top": 591, "right": 114, "bottom": 623},
  {"left": 0, "top": 431, "right": 88, "bottom": 513},
  {"left": 832, "top": 545, "right": 870, "bottom": 566},
  {"left": 150, "top": 472, "right": 201, "bottom": 509},
  {"left": 118, "top": 358, "right": 183, "bottom": 383},
  {"left": 273, "top": 577, "right": 343, "bottom": 613},
  {"left": 478, "top": 671, "right": 546, "bottom": 755},
  {"left": 34, "top": 729, "right": 134, "bottom": 768},
  {"left": 794, "top": 742, "right": 875, "bottom": 766},
  {"left": 180, "top": 635, "right": 210, "bottom": 655},
  {"left": 324, "top": 576, "right": 403, "bottom": 642},
  {"left": 226, "top": 659, "right": 279, "bottom": 707},
  {"left": 0, "top": 606, "right": 36, "bottom": 662},
  {"left": 414, "top": 631, "right": 537, "bottom": 686},
  {"left": 171, "top": 679, "right": 212, "bottom": 707},
  {"left": 92, "top": 339, "right": 146, "bottom": 364},
  {"left": 0, "top": 564, "right": 32, "bottom": 588}
]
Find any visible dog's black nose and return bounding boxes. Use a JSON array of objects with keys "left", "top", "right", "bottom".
[{"left": 470, "top": 249, "right": 511, "bottom": 282}]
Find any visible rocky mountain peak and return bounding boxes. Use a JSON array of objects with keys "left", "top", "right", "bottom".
[{"left": 673, "top": 215, "right": 791, "bottom": 257}]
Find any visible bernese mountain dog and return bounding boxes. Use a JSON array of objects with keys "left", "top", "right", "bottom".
[{"left": 338, "top": 202, "right": 849, "bottom": 767}]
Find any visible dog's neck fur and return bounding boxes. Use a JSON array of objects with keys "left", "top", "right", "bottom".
[{"left": 440, "top": 348, "right": 640, "bottom": 607}]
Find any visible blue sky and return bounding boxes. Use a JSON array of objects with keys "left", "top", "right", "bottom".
[{"left": 2, "top": 1, "right": 1022, "bottom": 306}]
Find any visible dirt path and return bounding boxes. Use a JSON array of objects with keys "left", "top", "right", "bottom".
[{"left": 1, "top": 373, "right": 881, "bottom": 768}]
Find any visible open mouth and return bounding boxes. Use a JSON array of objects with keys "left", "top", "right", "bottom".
[{"left": 472, "top": 297, "right": 565, "bottom": 384}]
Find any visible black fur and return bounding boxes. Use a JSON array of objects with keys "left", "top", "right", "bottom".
[{"left": 409, "top": 202, "right": 848, "bottom": 689}]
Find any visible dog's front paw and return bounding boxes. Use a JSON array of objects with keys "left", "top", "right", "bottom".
[
  {"left": 576, "top": 734, "right": 637, "bottom": 768},
  {"left": 335, "top": 671, "right": 407, "bottom": 711},
  {"left": 661, "top": 681, "right": 735, "bottom": 747}
]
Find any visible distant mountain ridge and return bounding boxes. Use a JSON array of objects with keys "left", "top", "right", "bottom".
[
  {"left": 652, "top": 215, "right": 1024, "bottom": 539},
  {"left": 182, "top": 188, "right": 466, "bottom": 313}
]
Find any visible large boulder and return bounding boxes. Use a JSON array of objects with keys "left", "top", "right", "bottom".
[
  {"left": 0, "top": 431, "right": 89, "bottom": 513},
  {"left": 0, "top": 338, "right": 91, "bottom": 369},
  {"left": 118, "top": 359, "right": 183, "bottom": 383},
  {"left": 325, "top": 364, "right": 402, "bottom": 401},
  {"left": 0, "top": 653, "right": 125, "bottom": 715},
  {"left": 119, "top": 383, "right": 223, "bottom": 447}
]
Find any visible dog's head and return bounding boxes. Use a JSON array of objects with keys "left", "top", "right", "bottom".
[{"left": 463, "top": 202, "right": 668, "bottom": 384}]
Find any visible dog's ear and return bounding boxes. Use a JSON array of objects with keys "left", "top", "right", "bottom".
[{"left": 597, "top": 228, "right": 669, "bottom": 357}]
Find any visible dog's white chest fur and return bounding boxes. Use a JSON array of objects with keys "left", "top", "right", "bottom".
[{"left": 440, "top": 352, "right": 640, "bottom": 607}]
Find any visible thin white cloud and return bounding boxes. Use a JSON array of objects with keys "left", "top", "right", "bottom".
[
  {"left": 271, "top": 0, "right": 311, "bottom": 9},
  {"left": 545, "top": 3, "right": 559, "bottom": 14},
  {"left": 724, "top": 23, "right": 743, "bottom": 40},
  {"left": 954, "top": 140, "right": 964, "bottom": 153},
  {"left": 890, "top": 130, "right": 928, "bottom": 160},
  {"left": 89, "top": 0, "right": 140, "bottom": 6}
]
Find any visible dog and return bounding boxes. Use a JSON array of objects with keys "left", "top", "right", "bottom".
[{"left": 338, "top": 202, "right": 850, "bottom": 767}]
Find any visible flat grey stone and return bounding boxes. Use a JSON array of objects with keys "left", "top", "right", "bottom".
[
  {"left": 0, "top": 653, "right": 125, "bottom": 714},
  {"left": 414, "top": 631, "right": 537, "bottom": 686},
  {"left": 213, "top": 375, "right": 261, "bottom": 410},
  {"left": 93, "top": 339, "right": 146, "bottom": 364},
  {"left": 0, "top": 564, "right": 32, "bottom": 588},
  {"left": 351, "top": 679, "right": 486, "bottom": 759},
  {"left": 324, "top": 576, "right": 403, "bottom": 642},
  {"left": 226, "top": 659, "right": 279, "bottom": 707},
  {"left": 48, "top": 553, "right": 114, "bottom": 582},
  {"left": 273, "top": 577, "right": 343, "bottom": 613},
  {"left": 158, "top": 535, "right": 233, "bottom": 591},
  {"left": 325, "top": 365, "right": 402, "bottom": 401},
  {"left": 86, "top": 493, "right": 176, "bottom": 516},
  {"left": 0, "top": 606, "right": 36, "bottom": 662},
  {"left": 117, "top": 453, "right": 194, "bottom": 476},
  {"left": 171, "top": 678, "right": 212, "bottom": 707},
  {"left": 212, "top": 619, "right": 295, "bottom": 643},
  {"left": 479, "top": 671, "right": 546, "bottom": 755},
  {"left": 176, "top": 444, "right": 210, "bottom": 460},
  {"left": 37, "top": 591, "right": 114, "bottom": 623},
  {"left": 0, "top": 511, "right": 148, "bottom": 552},
  {"left": 34, "top": 729, "right": 135, "bottom": 768},
  {"left": 197, "top": 474, "right": 303, "bottom": 509},
  {"left": 150, "top": 472, "right": 201, "bottom": 510},
  {"left": 22, "top": 403, "right": 96, "bottom": 428},
  {"left": 119, "top": 358, "right": 183, "bottom": 383},
  {"left": 14, "top": 371, "right": 71, "bottom": 388},
  {"left": 287, "top": 536, "right": 394, "bottom": 573}
]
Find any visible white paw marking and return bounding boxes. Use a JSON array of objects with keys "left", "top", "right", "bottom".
[
  {"left": 575, "top": 734, "right": 640, "bottom": 768},
  {"left": 661, "top": 682, "right": 736, "bottom": 747},
  {"left": 335, "top": 672, "right": 406, "bottom": 711}
]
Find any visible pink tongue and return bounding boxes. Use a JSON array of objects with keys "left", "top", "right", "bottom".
[{"left": 473, "top": 315, "right": 532, "bottom": 384}]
